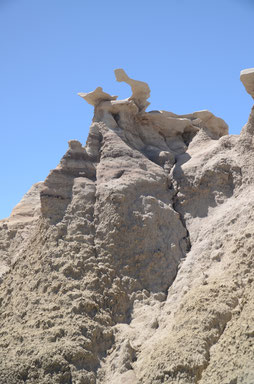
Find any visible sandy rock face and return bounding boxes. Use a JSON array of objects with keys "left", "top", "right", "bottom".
[
  {"left": 0, "top": 182, "right": 43, "bottom": 276},
  {"left": 0, "top": 69, "right": 253, "bottom": 383}
]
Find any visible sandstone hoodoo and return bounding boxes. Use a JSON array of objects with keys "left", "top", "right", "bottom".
[{"left": 0, "top": 69, "right": 253, "bottom": 383}]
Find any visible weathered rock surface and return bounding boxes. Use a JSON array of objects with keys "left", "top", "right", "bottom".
[
  {"left": 0, "top": 182, "right": 43, "bottom": 276},
  {"left": 114, "top": 68, "right": 151, "bottom": 111},
  {"left": 78, "top": 88, "right": 118, "bottom": 106},
  {"left": 0, "top": 69, "right": 253, "bottom": 383},
  {"left": 240, "top": 67, "right": 254, "bottom": 98}
]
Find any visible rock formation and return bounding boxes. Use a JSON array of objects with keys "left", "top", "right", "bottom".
[
  {"left": 0, "top": 69, "right": 253, "bottom": 384},
  {"left": 114, "top": 68, "right": 151, "bottom": 111},
  {"left": 240, "top": 68, "right": 254, "bottom": 98}
]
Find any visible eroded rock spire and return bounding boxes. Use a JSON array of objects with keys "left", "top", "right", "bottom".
[
  {"left": 1, "top": 68, "right": 254, "bottom": 384},
  {"left": 78, "top": 68, "right": 150, "bottom": 112},
  {"left": 114, "top": 68, "right": 151, "bottom": 111}
]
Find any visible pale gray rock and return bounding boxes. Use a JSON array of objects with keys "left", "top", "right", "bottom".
[
  {"left": 0, "top": 182, "right": 43, "bottom": 277},
  {"left": 240, "top": 67, "right": 254, "bottom": 98},
  {"left": 0, "top": 68, "right": 253, "bottom": 384},
  {"left": 7, "top": 182, "right": 43, "bottom": 225},
  {"left": 41, "top": 139, "right": 96, "bottom": 223}
]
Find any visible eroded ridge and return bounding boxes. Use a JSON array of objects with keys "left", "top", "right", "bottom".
[{"left": 0, "top": 69, "right": 253, "bottom": 384}]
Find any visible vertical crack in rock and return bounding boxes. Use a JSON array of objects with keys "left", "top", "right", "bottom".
[
  {"left": 171, "top": 178, "right": 191, "bottom": 256},
  {"left": 1, "top": 68, "right": 254, "bottom": 384}
]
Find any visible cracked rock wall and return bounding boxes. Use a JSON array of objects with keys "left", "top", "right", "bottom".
[{"left": 0, "top": 69, "right": 253, "bottom": 384}]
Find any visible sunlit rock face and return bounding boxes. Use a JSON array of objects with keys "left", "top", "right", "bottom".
[
  {"left": 0, "top": 69, "right": 253, "bottom": 384},
  {"left": 240, "top": 67, "right": 254, "bottom": 99}
]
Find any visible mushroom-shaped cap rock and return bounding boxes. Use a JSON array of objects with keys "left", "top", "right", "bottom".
[
  {"left": 114, "top": 68, "right": 151, "bottom": 112},
  {"left": 240, "top": 68, "right": 254, "bottom": 99},
  {"left": 78, "top": 87, "right": 118, "bottom": 106}
]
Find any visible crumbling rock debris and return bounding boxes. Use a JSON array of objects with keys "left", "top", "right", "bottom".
[{"left": 0, "top": 69, "right": 253, "bottom": 383}]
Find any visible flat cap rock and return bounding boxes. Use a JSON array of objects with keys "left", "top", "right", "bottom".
[
  {"left": 240, "top": 68, "right": 254, "bottom": 99},
  {"left": 78, "top": 87, "right": 118, "bottom": 106}
]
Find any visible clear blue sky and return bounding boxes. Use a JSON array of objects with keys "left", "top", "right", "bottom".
[{"left": 0, "top": 0, "right": 253, "bottom": 219}]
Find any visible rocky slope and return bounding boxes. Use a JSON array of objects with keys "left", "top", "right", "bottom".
[{"left": 0, "top": 68, "right": 253, "bottom": 384}]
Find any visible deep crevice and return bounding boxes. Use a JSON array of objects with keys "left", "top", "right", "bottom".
[{"left": 172, "top": 185, "right": 192, "bottom": 254}]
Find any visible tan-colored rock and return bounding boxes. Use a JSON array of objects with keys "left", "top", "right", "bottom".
[
  {"left": 240, "top": 67, "right": 254, "bottom": 98},
  {"left": 7, "top": 182, "right": 43, "bottom": 225},
  {"left": 115, "top": 68, "right": 151, "bottom": 111},
  {"left": 0, "top": 182, "right": 43, "bottom": 277},
  {"left": 0, "top": 69, "right": 253, "bottom": 384},
  {"left": 78, "top": 86, "right": 117, "bottom": 106}
]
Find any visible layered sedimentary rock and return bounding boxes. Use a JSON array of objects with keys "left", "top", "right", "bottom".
[{"left": 0, "top": 69, "right": 253, "bottom": 384}]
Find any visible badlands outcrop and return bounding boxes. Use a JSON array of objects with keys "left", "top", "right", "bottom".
[{"left": 0, "top": 68, "right": 254, "bottom": 383}]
